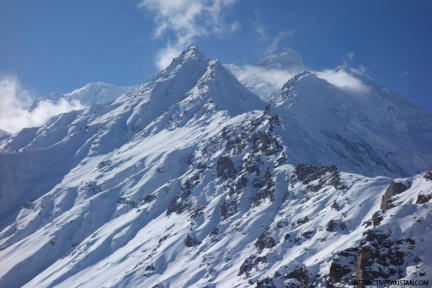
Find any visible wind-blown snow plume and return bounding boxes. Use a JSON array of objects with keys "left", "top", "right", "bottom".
[
  {"left": 138, "top": 0, "right": 240, "bottom": 70},
  {"left": 0, "top": 75, "right": 84, "bottom": 133},
  {"left": 316, "top": 69, "right": 370, "bottom": 94}
]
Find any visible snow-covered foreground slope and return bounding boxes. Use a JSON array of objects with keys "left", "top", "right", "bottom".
[{"left": 0, "top": 46, "right": 431, "bottom": 287}]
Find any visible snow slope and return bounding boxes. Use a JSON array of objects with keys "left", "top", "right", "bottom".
[
  {"left": 0, "top": 46, "right": 431, "bottom": 288},
  {"left": 267, "top": 70, "right": 432, "bottom": 177}
]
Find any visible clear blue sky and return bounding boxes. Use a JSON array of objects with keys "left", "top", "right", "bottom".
[{"left": 1, "top": 0, "right": 431, "bottom": 111}]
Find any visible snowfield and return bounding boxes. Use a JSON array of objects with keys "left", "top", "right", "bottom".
[{"left": 0, "top": 46, "right": 431, "bottom": 288}]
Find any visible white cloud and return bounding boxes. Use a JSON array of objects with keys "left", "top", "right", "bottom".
[
  {"left": 139, "top": 0, "right": 241, "bottom": 70},
  {"left": 316, "top": 69, "right": 370, "bottom": 94},
  {"left": 347, "top": 52, "right": 355, "bottom": 60},
  {"left": 0, "top": 75, "right": 84, "bottom": 134},
  {"left": 225, "top": 64, "right": 300, "bottom": 98}
]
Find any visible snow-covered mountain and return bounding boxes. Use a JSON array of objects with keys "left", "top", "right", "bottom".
[
  {"left": 32, "top": 82, "right": 140, "bottom": 110},
  {"left": 268, "top": 69, "right": 432, "bottom": 177},
  {"left": 0, "top": 46, "right": 431, "bottom": 288}
]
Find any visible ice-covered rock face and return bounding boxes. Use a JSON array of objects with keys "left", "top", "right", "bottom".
[{"left": 257, "top": 48, "right": 307, "bottom": 71}]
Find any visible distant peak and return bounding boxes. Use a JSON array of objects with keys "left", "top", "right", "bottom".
[{"left": 257, "top": 48, "right": 307, "bottom": 70}]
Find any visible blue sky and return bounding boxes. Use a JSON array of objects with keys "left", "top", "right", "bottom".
[{"left": 1, "top": 0, "right": 431, "bottom": 111}]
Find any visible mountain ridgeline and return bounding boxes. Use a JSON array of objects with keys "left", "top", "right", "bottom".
[{"left": 0, "top": 46, "right": 431, "bottom": 288}]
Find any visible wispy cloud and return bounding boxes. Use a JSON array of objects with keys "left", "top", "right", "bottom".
[
  {"left": 265, "top": 30, "right": 295, "bottom": 55},
  {"left": 225, "top": 64, "right": 302, "bottom": 98},
  {"left": 253, "top": 9, "right": 267, "bottom": 42},
  {"left": 0, "top": 75, "right": 84, "bottom": 134},
  {"left": 138, "top": 0, "right": 241, "bottom": 70},
  {"left": 252, "top": 9, "right": 294, "bottom": 55},
  {"left": 316, "top": 69, "right": 370, "bottom": 94}
]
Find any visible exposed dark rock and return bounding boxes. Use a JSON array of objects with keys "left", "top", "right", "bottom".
[
  {"left": 380, "top": 181, "right": 408, "bottom": 211},
  {"left": 167, "top": 179, "right": 193, "bottom": 215},
  {"left": 355, "top": 230, "right": 416, "bottom": 282},
  {"left": 185, "top": 233, "right": 200, "bottom": 247},
  {"left": 145, "top": 265, "right": 155, "bottom": 271},
  {"left": 284, "top": 264, "right": 309, "bottom": 287},
  {"left": 294, "top": 164, "right": 343, "bottom": 192},
  {"left": 259, "top": 264, "right": 310, "bottom": 288},
  {"left": 256, "top": 277, "right": 276, "bottom": 288},
  {"left": 254, "top": 169, "right": 276, "bottom": 206},
  {"left": 220, "top": 197, "right": 238, "bottom": 221},
  {"left": 331, "top": 200, "right": 339, "bottom": 211},
  {"left": 372, "top": 211, "right": 383, "bottom": 227},
  {"left": 326, "top": 219, "right": 336, "bottom": 232},
  {"left": 329, "top": 247, "right": 358, "bottom": 283},
  {"left": 416, "top": 193, "right": 432, "bottom": 204},
  {"left": 255, "top": 232, "right": 276, "bottom": 251},
  {"left": 97, "top": 160, "right": 112, "bottom": 170},
  {"left": 302, "top": 230, "right": 314, "bottom": 238},
  {"left": 222, "top": 127, "right": 247, "bottom": 155},
  {"left": 217, "top": 156, "right": 236, "bottom": 180},
  {"left": 82, "top": 181, "right": 102, "bottom": 195},
  {"left": 235, "top": 175, "right": 248, "bottom": 190},
  {"left": 197, "top": 162, "right": 207, "bottom": 170},
  {"left": 238, "top": 255, "right": 267, "bottom": 276},
  {"left": 141, "top": 194, "right": 156, "bottom": 204},
  {"left": 292, "top": 216, "right": 310, "bottom": 229},
  {"left": 249, "top": 117, "right": 283, "bottom": 157},
  {"left": 424, "top": 171, "right": 432, "bottom": 181},
  {"left": 328, "top": 230, "right": 417, "bottom": 286}
]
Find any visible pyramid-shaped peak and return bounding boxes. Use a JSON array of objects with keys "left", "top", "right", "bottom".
[{"left": 179, "top": 45, "right": 207, "bottom": 62}]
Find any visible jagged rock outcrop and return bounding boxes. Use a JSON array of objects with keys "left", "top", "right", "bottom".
[
  {"left": 329, "top": 247, "right": 358, "bottom": 284},
  {"left": 380, "top": 181, "right": 408, "bottom": 210},
  {"left": 238, "top": 255, "right": 267, "bottom": 276},
  {"left": 217, "top": 156, "right": 236, "bottom": 180},
  {"left": 354, "top": 230, "right": 415, "bottom": 282},
  {"left": 255, "top": 231, "right": 276, "bottom": 251},
  {"left": 254, "top": 169, "right": 276, "bottom": 206},
  {"left": 293, "top": 164, "right": 343, "bottom": 192},
  {"left": 416, "top": 193, "right": 432, "bottom": 204}
]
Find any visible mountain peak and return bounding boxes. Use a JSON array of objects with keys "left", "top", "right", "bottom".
[
  {"left": 257, "top": 48, "right": 307, "bottom": 70},
  {"left": 179, "top": 45, "right": 206, "bottom": 62}
]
